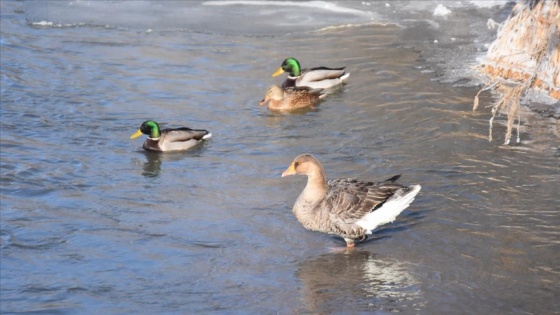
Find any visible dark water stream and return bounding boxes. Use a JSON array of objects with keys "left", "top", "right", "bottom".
[{"left": 1, "top": 1, "right": 559, "bottom": 314}]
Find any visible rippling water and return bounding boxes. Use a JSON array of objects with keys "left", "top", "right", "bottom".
[{"left": 1, "top": 1, "right": 559, "bottom": 314}]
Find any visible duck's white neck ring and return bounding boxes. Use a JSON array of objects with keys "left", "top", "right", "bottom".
[{"left": 148, "top": 137, "right": 160, "bottom": 141}]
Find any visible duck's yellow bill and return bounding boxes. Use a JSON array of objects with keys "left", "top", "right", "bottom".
[
  {"left": 272, "top": 67, "right": 285, "bottom": 77},
  {"left": 130, "top": 129, "right": 143, "bottom": 139},
  {"left": 281, "top": 163, "right": 296, "bottom": 177}
]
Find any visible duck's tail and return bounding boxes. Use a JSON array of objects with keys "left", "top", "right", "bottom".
[{"left": 356, "top": 184, "right": 421, "bottom": 234}]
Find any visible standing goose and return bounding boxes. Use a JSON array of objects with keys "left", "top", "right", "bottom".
[
  {"left": 281, "top": 154, "right": 421, "bottom": 247},
  {"left": 130, "top": 120, "right": 211, "bottom": 152},
  {"left": 272, "top": 57, "right": 349, "bottom": 90},
  {"left": 260, "top": 84, "right": 326, "bottom": 111}
]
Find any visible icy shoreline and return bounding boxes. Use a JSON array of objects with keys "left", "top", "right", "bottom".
[{"left": 23, "top": 1, "right": 559, "bottom": 122}]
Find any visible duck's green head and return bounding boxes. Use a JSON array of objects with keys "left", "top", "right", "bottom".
[
  {"left": 272, "top": 57, "right": 301, "bottom": 77},
  {"left": 130, "top": 120, "right": 161, "bottom": 139}
]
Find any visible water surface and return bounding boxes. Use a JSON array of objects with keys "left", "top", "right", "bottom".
[{"left": 1, "top": 1, "right": 559, "bottom": 314}]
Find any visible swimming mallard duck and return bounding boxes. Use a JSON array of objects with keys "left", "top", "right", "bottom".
[
  {"left": 272, "top": 57, "right": 350, "bottom": 90},
  {"left": 281, "top": 154, "right": 421, "bottom": 247},
  {"left": 259, "top": 85, "right": 326, "bottom": 111},
  {"left": 130, "top": 120, "right": 211, "bottom": 152}
]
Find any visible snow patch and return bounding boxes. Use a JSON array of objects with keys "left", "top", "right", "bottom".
[{"left": 433, "top": 4, "right": 451, "bottom": 16}]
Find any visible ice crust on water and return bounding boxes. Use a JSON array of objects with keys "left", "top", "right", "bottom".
[
  {"left": 25, "top": 1, "right": 510, "bottom": 34},
  {"left": 469, "top": 0, "right": 508, "bottom": 8},
  {"left": 203, "top": 0, "right": 374, "bottom": 17}
]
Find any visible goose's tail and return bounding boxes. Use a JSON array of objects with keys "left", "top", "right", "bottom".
[{"left": 356, "top": 184, "right": 421, "bottom": 234}]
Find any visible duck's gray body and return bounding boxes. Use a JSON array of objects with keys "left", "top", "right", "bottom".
[{"left": 143, "top": 128, "right": 211, "bottom": 152}]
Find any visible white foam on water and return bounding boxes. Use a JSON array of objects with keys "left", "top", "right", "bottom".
[
  {"left": 32, "top": 20, "right": 53, "bottom": 26},
  {"left": 31, "top": 20, "right": 76, "bottom": 28}
]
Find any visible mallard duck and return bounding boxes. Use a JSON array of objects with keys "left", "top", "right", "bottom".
[
  {"left": 130, "top": 120, "right": 211, "bottom": 152},
  {"left": 272, "top": 57, "right": 350, "bottom": 90},
  {"left": 259, "top": 85, "right": 326, "bottom": 111},
  {"left": 281, "top": 154, "right": 421, "bottom": 247}
]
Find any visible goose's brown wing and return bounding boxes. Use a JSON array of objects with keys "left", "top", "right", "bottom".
[{"left": 324, "top": 178, "right": 404, "bottom": 224}]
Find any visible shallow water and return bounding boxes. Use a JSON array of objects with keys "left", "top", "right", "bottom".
[{"left": 1, "top": 1, "right": 559, "bottom": 314}]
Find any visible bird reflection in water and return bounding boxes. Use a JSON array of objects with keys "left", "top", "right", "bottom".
[
  {"left": 296, "top": 250, "right": 423, "bottom": 313},
  {"left": 141, "top": 151, "right": 163, "bottom": 178},
  {"left": 136, "top": 151, "right": 202, "bottom": 178}
]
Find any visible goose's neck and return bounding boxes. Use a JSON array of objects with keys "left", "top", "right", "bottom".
[
  {"left": 293, "top": 169, "right": 329, "bottom": 231},
  {"left": 301, "top": 169, "right": 328, "bottom": 202}
]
